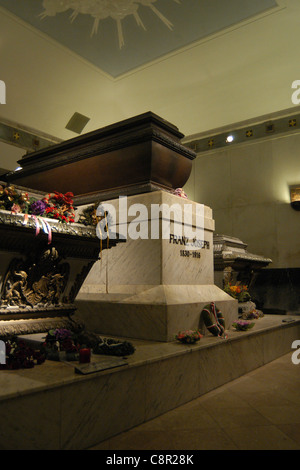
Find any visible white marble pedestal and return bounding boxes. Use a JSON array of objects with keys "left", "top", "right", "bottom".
[{"left": 76, "top": 192, "right": 238, "bottom": 341}]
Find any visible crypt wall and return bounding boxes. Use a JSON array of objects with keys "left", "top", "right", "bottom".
[
  {"left": 183, "top": 112, "right": 300, "bottom": 313},
  {"left": 0, "top": 0, "right": 299, "bottom": 142}
]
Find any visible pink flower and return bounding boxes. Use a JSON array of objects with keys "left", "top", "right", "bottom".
[
  {"left": 11, "top": 203, "right": 21, "bottom": 214},
  {"left": 173, "top": 188, "right": 188, "bottom": 198}
]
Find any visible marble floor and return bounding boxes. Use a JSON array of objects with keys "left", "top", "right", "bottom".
[{"left": 90, "top": 352, "right": 300, "bottom": 450}]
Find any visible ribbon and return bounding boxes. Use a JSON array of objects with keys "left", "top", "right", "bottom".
[
  {"left": 211, "top": 302, "right": 228, "bottom": 340},
  {"left": 21, "top": 213, "right": 52, "bottom": 244},
  {"left": 104, "top": 211, "right": 109, "bottom": 249},
  {"left": 30, "top": 215, "right": 40, "bottom": 237},
  {"left": 38, "top": 217, "right": 52, "bottom": 245},
  {"left": 22, "top": 214, "right": 29, "bottom": 226}
]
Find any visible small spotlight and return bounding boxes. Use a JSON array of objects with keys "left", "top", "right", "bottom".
[
  {"left": 226, "top": 135, "right": 234, "bottom": 143},
  {"left": 14, "top": 166, "right": 22, "bottom": 172}
]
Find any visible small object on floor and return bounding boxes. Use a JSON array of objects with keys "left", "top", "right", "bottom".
[{"left": 282, "top": 317, "right": 296, "bottom": 323}]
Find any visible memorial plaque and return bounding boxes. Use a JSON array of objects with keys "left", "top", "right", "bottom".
[{"left": 74, "top": 358, "right": 128, "bottom": 374}]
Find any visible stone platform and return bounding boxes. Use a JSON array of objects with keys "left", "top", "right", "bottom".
[
  {"left": 76, "top": 191, "right": 238, "bottom": 341},
  {"left": 0, "top": 315, "right": 299, "bottom": 450}
]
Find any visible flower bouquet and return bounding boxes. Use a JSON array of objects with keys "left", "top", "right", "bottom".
[
  {"left": 0, "top": 184, "right": 31, "bottom": 213},
  {"left": 41, "top": 191, "right": 75, "bottom": 223},
  {"left": 42, "top": 327, "right": 136, "bottom": 360},
  {"left": 77, "top": 203, "right": 99, "bottom": 226},
  {"left": 242, "top": 309, "right": 263, "bottom": 320},
  {"left": 0, "top": 184, "right": 77, "bottom": 224},
  {"left": 175, "top": 329, "right": 203, "bottom": 344},
  {"left": 173, "top": 188, "right": 187, "bottom": 199},
  {"left": 224, "top": 283, "right": 251, "bottom": 303},
  {"left": 42, "top": 328, "right": 80, "bottom": 361},
  {"left": 232, "top": 320, "right": 255, "bottom": 331},
  {"left": 0, "top": 337, "right": 46, "bottom": 370}
]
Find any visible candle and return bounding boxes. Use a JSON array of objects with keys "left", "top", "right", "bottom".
[{"left": 79, "top": 348, "right": 91, "bottom": 364}]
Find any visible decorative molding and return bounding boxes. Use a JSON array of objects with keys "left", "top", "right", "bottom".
[
  {"left": 183, "top": 107, "right": 300, "bottom": 154},
  {"left": 0, "top": 316, "right": 75, "bottom": 337},
  {"left": 0, "top": 119, "right": 62, "bottom": 153},
  {"left": 0, "top": 210, "right": 97, "bottom": 239}
]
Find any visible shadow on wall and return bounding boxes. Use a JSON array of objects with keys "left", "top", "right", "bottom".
[
  {"left": 250, "top": 268, "right": 300, "bottom": 314},
  {"left": 0, "top": 168, "right": 9, "bottom": 177}
]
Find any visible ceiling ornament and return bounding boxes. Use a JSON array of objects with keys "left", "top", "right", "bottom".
[{"left": 39, "top": 0, "right": 181, "bottom": 49}]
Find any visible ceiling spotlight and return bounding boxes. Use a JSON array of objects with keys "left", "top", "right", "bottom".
[
  {"left": 226, "top": 135, "right": 234, "bottom": 143},
  {"left": 14, "top": 166, "right": 23, "bottom": 172}
]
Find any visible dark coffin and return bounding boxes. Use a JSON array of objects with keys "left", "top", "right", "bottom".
[{"left": 6, "top": 112, "right": 196, "bottom": 203}]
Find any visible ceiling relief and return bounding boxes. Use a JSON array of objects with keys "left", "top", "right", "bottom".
[
  {"left": 39, "top": 0, "right": 181, "bottom": 49},
  {"left": 0, "top": 0, "right": 278, "bottom": 78}
]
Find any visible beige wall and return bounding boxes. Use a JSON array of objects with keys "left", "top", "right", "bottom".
[
  {"left": 184, "top": 131, "right": 300, "bottom": 269},
  {"left": 0, "top": 0, "right": 299, "bottom": 142},
  {"left": 1, "top": 0, "right": 300, "bottom": 272},
  {"left": 0, "top": 142, "right": 24, "bottom": 171}
]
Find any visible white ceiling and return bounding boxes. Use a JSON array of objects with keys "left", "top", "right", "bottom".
[
  {"left": 0, "top": 0, "right": 299, "bottom": 171},
  {"left": 0, "top": 0, "right": 278, "bottom": 78}
]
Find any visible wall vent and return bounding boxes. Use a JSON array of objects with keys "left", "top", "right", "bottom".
[{"left": 65, "top": 112, "right": 90, "bottom": 134}]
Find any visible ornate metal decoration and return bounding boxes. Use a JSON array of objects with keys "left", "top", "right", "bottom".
[{"left": 0, "top": 247, "right": 70, "bottom": 310}]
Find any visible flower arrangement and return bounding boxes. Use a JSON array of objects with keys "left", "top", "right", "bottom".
[
  {"left": 77, "top": 203, "right": 99, "bottom": 226},
  {"left": 243, "top": 309, "right": 263, "bottom": 320},
  {"left": 224, "top": 283, "right": 251, "bottom": 303},
  {"left": 175, "top": 329, "right": 203, "bottom": 344},
  {"left": 44, "top": 328, "right": 78, "bottom": 352},
  {"left": 42, "top": 327, "right": 136, "bottom": 360},
  {"left": 41, "top": 191, "right": 75, "bottom": 223},
  {"left": 0, "top": 184, "right": 30, "bottom": 213},
  {"left": 232, "top": 320, "right": 255, "bottom": 331},
  {"left": 173, "top": 188, "right": 187, "bottom": 199},
  {"left": 30, "top": 199, "right": 48, "bottom": 216},
  {"left": 0, "top": 337, "right": 46, "bottom": 370},
  {"left": 0, "top": 184, "right": 76, "bottom": 224},
  {"left": 0, "top": 327, "right": 136, "bottom": 370}
]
